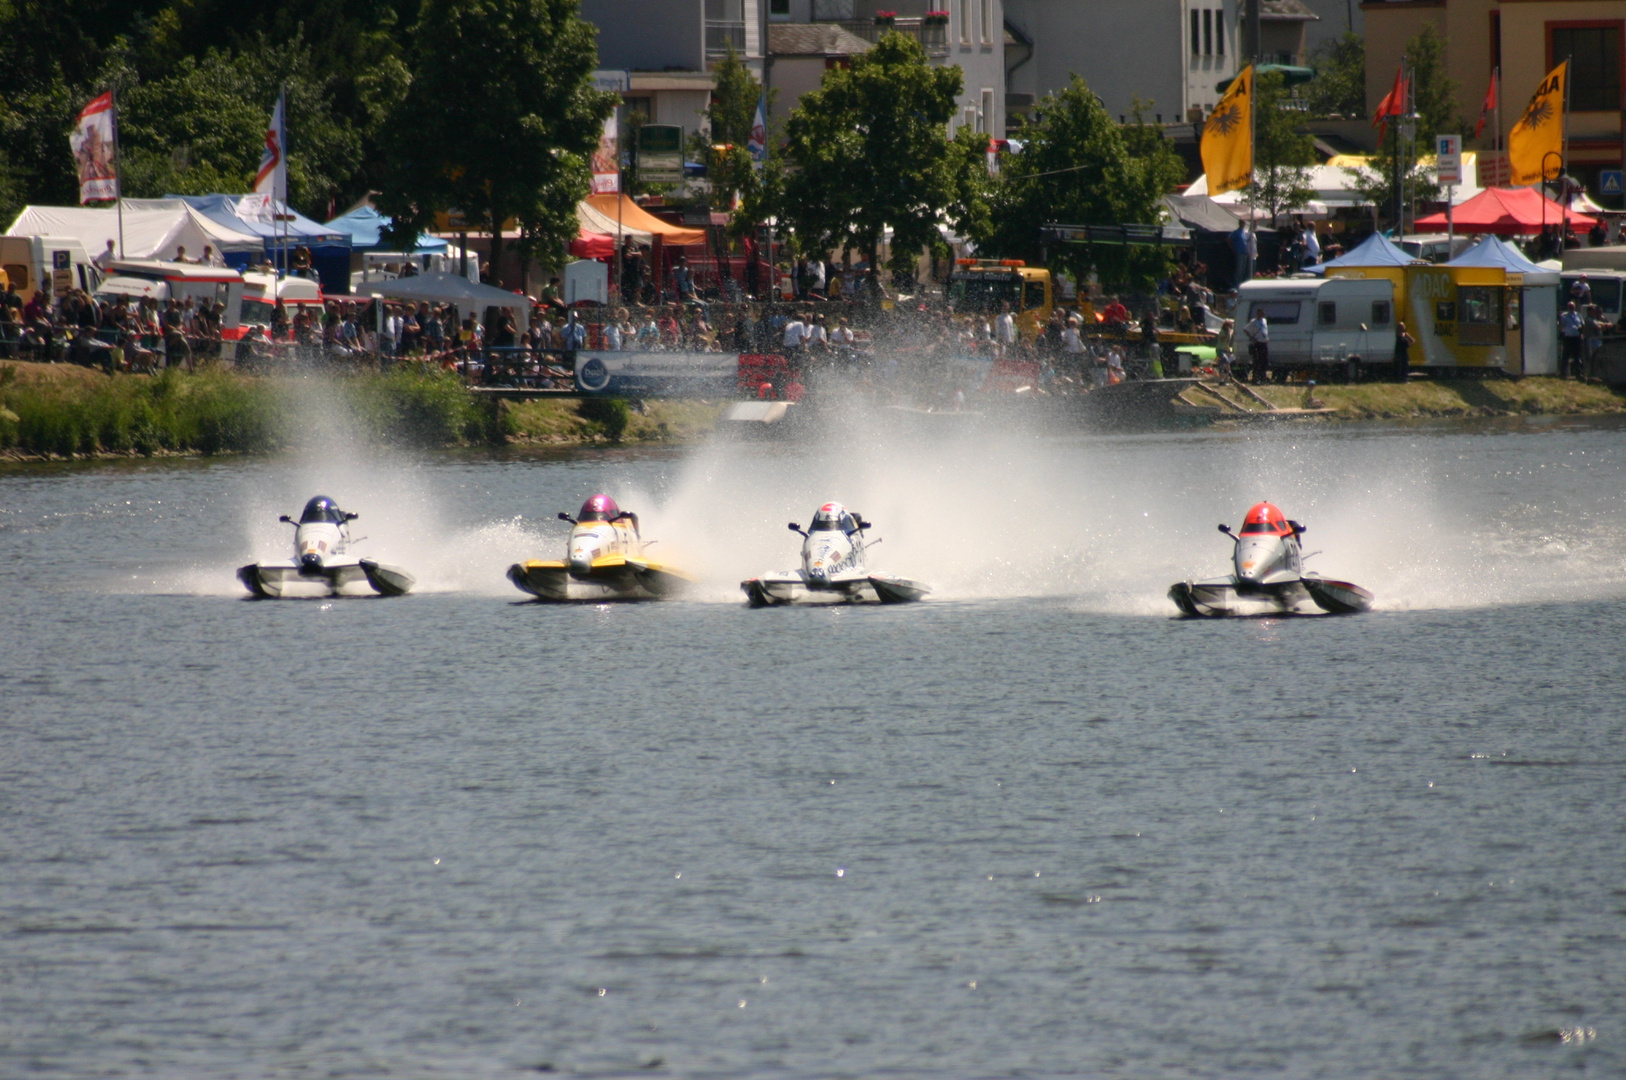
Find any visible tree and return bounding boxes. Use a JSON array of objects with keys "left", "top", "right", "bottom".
[
  {"left": 781, "top": 32, "right": 975, "bottom": 287},
  {"left": 973, "top": 77, "right": 1183, "bottom": 290},
  {"left": 375, "top": 0, "right": 612, "bottom": 278},
  {"left": 689, "top": 45, "right": 774, "bottom": 215},
  {"left": 1344, "top": 25, "right": 1462, "bottom": 229},
  {"left": 1251, "top": 70, "right": 1316, "bottom": 222},
  {"left": 1305, "top": 32, "right": 1365, "bottom": 119}
]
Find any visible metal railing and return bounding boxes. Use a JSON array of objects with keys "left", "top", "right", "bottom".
[
  {"left": 705, "top": 21, "right": 746, "bottom": 57},
  {"left": 823, "top": 17, "right": 948, "bottom": 55}
]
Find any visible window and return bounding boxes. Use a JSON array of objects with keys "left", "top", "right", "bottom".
[
  {"left": 1458, "top": 286, "right": 1504, "bottom": 345},
  {"left": 959, "top": 0, "right": 970, "bottom": 44},
  {"left": 980, "top": 0, "right": 992, "bottom": 43},
  {"left": 1215, "top": 11, "right": 1224, "bottom": 56},
  {"left": 1204, "top": 9, "right": 1213, "bottom": 56},
  {"left": 1318, "top": 301, "right": 1337, "bottom": 326},
  {"left": 1024, "top": 280, "right": 1046, "bottom": 309},
  {"left": 1192, "top": 11, "right": 1201, "bottom": 56},
  {"left": 1250, "top": 301, "right": 1301, "bottom": 325},
  {"left": 769, "top": 0, "right": 788, "bottom": 15},
  {"left": 1371, "top": 300, "right": 1392, "bottom": 326},
  {"left": 1552, "top": 25, "right": 1622, "bottom": 111},
  {"left": 980, "top": 88, "right": 994, "bottom": 134}
]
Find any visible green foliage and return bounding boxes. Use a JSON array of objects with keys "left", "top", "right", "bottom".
[
  {"left": 781, "top": 33, "right": 977, "bottom": 286},
  {"left": 973, "top": 77, "right": 1182, "bottom": 289},
  {"left": 345, "top": 367, "right": 496, "bottom": 446},
  {"left": 691, "top": 45, "right": 774, "bottom": 215},
  {"left": 576, "top": 396, "right": 630, "bottom": 442},
  {"left": 1343, "top": 25, "right": 1461, "bottom": 229},
  {"left": 375, "top": 0, "right": 613, "bottom": 273},
  {"left": 1252, "top": 71, "right": 1317, "bottom": 221},
  {"left": 1304, "top": 32, "right": 1366, "bottom": 119}
]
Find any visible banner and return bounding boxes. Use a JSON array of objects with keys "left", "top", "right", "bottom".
[
  {"left": 1201, "top": 66, "right": 1252, "bottom": 196},
  {"left": 1508, "top": 61, "right": 1566, "bottom": 188},
  {"left": 591, "top": 113, "right": 619, "bottom": 194},
  {"left": 70, "top": 92, "right": 119, "bottom": 203},
  {"left": 574, "top": 351, "right": 736, "bottom": 397},
  {"left": 254, "top": 92, "right": 286, "bottom": 198},
  {"left": 748, "top": 94, "right": 767, "bottom": 163}
]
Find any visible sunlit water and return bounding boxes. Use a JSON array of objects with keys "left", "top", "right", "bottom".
[{"left": 2, "top": 407, "right": 1624, "bottom": 1078}]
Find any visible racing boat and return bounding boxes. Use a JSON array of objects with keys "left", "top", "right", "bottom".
[
  {"left": 742, "top": 501, "right": 930, "bottom": 606},
  {"left": 1168, "top": 501, "right": 1373, "bottom": 617},
  {"left": 507, "top": 494, "right": 695, "bottom": 601},
  {"left": 238, "top": 495, "right": 415, "bottom": 598}
]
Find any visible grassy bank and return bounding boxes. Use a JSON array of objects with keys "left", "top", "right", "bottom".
[
  {"left": 1247, "top": 377, "right": 1626, "bottom": 420},
  {"left": 0, "top": 362, "right": 721, "bottom": 459}
]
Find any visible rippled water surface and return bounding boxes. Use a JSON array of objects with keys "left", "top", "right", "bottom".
[{"left": 3, "top": 414, "right": 1624, "bottom": 1078}]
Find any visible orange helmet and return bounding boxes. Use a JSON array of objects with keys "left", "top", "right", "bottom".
[{"left": 1239, "top": 501, "right": 1292, "bottom": 536}]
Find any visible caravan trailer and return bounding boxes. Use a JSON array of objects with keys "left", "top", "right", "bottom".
[{"left": 1236, "top": 277, "right": 1397, "bottom": 379}]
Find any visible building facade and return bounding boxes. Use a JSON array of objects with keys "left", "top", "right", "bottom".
[{"left": 1362, "top": 0, "right": 1624, "bottom": 190}]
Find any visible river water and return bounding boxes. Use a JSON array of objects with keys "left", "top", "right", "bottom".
[{"left": 3, "top": 407, "right": 1624, "bottom": 1078}]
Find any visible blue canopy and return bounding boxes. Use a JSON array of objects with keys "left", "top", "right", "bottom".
[
  {"left": 324, "top": 205, "right": 448, "bottom": 254},
  {"left": 166, "top": 193, "right": 352, "bottom": 293},
  {"left": 1308, "top": 232, "right": 1418, "bottom": 274},
  {"left": 1444, "top": 235, "right": 1547, "bottom": 274}
]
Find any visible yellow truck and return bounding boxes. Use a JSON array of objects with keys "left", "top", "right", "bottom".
[{"left": 946, "top": 259, "right": 1053, "bottom": 340}]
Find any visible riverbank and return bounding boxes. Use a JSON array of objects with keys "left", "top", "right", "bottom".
[
  {"left": 0, "top": 363, "right": 721, "bottom": 460},
  {"left": 1240, "top": 377, "right": 1626, "bottom": 420},
  {"left": 6, "top": 361, "right": 1626, "bottom": 461}
]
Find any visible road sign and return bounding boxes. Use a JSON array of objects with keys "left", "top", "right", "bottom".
[
  {"left": 1602, "top": 170, "right": 1623, "bottom": 197},
  {"left": 1435, "top": 135, "right": 1462, "bottom": 186},
  {"left": 638, "top": 124, "right": 684, "bottom": 185}
]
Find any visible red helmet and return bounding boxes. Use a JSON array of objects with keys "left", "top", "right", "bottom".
[
  {"left": 579, "top": 494, "right": 620, "bottom": 522},
  {"left": 1240, "top": 501, "right": 1291, "bottom": 536}
]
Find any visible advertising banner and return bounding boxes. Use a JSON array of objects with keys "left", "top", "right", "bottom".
[
  {"left": 71, "top": 92, "right": 119, "bottom": 203},
  {"left": 574, "top": 351, "right": 736, "bottom": 397}
]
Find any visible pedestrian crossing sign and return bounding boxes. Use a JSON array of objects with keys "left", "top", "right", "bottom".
[{"left": 1603, "top": 170, "right": 1623, "bottom": 196}]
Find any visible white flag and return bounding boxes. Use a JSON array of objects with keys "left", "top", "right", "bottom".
[
  {"left": 254, "top": 92, "right": 286, "bottom": 199},
  {"left": 71, "top": 92, "right": 119, "bottom": 203}
]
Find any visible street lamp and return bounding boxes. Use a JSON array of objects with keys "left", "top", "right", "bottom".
[{"left": 1541, "top": 150, "right": 1564, "bottom": 257}]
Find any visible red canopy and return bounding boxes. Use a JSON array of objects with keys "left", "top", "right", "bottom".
[
  {"left": 569, "top": 228, "right": 615, "bottom": 259},
  {"left": 1415, "top": 186, "right": 1597, "bottom": 236}
]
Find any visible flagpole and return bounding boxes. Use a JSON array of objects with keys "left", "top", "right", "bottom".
[
  {"left": 1561, "top": 57, "right": 1571, "bottom": 243},
  {"left": 280, "top": 85, "right": 288, "bottom": 280},
  {"left": 111, "top": 88, "right": 125, "bottom": 259}
]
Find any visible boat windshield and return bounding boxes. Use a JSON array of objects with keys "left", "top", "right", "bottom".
[
  {"left": 299, "top": 497, "right": 346, "bottom": 525},
  {"left": 1240, "top": 521, "right": 1286, "bottom": 535},
  {"left": 811, "top": 514, "right": 858, "bottom": 534}
]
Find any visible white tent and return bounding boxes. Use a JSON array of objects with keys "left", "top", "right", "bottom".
[
  {"left": 6, "top": 199, "right": 261, "bottom": 260},
  {"left": 1186, "top": 159, "right": 1484, "bottom": 222},
  {"left": 364, "top": 271, "right": 532, "bottom": 329},
  {"left": 577, "top": 201, "right": 653, "bottom": 245}
]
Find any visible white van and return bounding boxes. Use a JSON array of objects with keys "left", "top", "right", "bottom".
[
  {"left": 1559, "top": 270, "right": 1626, "bottom": 324},
  {"left": 1237, "top": 277, "right": 1397, "bottom": 378},
  {"left": 241, "top": 270, "right": 324, "bottom": 329},
  {"left": 0, "top": 234, "right": 101, "bottom": 304},
  {"left": 94, "top": 259, "right": 245, "bottom": 360}
]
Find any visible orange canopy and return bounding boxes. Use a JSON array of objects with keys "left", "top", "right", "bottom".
[{"left": 586, "top": 194, "right": 707, "bottom": 246}]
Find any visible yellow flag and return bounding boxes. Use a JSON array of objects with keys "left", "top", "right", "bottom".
[
  {"left": 1202, "top": 65, "right": 1253, "bottom": 195},
  {"left": 1507, "top": 61, "right": 1566, "bottom": 187}
]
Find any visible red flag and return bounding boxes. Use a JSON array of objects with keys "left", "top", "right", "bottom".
[
  {"left": 1474, "top": 68, "right": 1498, "bottom": 139},
  {"left": 1373, "top": 65, "right": 1408, "bottom": 143}
]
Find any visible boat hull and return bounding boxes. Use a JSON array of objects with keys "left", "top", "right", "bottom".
[
  {"left": 1169, "top": 575, "right": 1371, "bottom": 617},
  {"left": 507, "top": 557, "right": 694, "bottom": 602},
  {"left": 741, "top": 570, "right": 931, "bottom": 607},
  {"left": 238, "top": 559, "right": 415, "bottom": 598}
]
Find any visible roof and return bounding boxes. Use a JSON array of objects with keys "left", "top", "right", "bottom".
[
  {"left": 1164, "top": 194, "right": 1241, "bottom": 233},
  {"left": 1259, "top": 0, "right": 1319, "bottom": 20},
  {"left": 169, "top": 194, "right": 349, "bottom": 246},
  {"left": 364, "top": 271, "right": 533, "bottom": 314},
  {"left": 769, "top": 24, "right": 874, "bottom": 57},
  {"left": 1310, "top": 232, "right": 1421, "bottom": 274},
  {"left": 324, "top": 204, "right": 448, "bottom": 253},
  {"left": 1445, "top": 235, "right": 1548, "bottom": 274}
]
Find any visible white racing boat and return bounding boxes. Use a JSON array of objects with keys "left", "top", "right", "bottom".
[
  {"left": 1168, "top": 501, "right": 1373, "bottom": 617},
  {"left": 742, "top": 501, "right": 930, "bottom": 606},
  {"left": 238, "top": 496, "right": 415, "bottom": 598},
  {"left": 507, "top": 494, "right": 695, "bottom": 601}
]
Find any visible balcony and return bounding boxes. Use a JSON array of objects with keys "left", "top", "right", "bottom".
[
  {"left": 820, "top": 17, "right": 949, "bottom": 56},
  {"left": 705, "top": 20, "right": 746, "bottom": 58}
]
